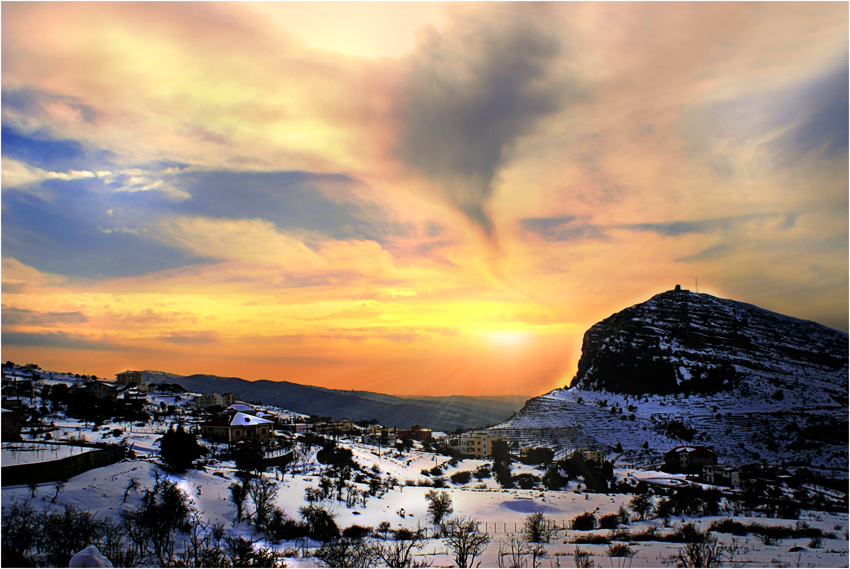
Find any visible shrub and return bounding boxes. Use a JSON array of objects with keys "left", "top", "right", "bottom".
[
  {"left": 342, "top": 525, "right": 372, "bottom": 540},
  {"left": 571, "top": 512, "right": 596, "bottom": 531},
  {"left": 599, "top": 513, "right": 620, "bottom": 530},
  {"left": 159, "top": 425, "right": 205, "bottom": 471},
  {"left": 299, "top": 504, "right": 340, "bottom": 541},
  {"left": 314, "top": 538, "right": 375, "bottom": 567},
  {"left": 512, "top": 473, "right": 540, "bottom": 489},
  {"left": 709, "top": 519, "right": 748, "bottom": 536},
  {"left": 451, "top": 471, "right": 472, "bottom": 485}
]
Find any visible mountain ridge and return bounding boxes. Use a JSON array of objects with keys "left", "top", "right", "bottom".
[{"left": 143, "top": 370, "right": 528, "bottom": 432}]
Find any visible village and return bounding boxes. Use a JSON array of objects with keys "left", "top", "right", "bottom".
[{"left": 2, "top": 362, "right": 848, "bottom": 568}]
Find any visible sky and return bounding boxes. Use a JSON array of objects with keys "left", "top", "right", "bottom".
[{"left": 1, "top": 2, "right": 847, "bottom": 397}]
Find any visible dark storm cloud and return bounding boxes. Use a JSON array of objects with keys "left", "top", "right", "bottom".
[{"left": 394, "top": 9, "right": 565, "bottom": 240}]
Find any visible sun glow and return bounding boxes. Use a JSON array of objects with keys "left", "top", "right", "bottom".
[{"left": 484, "top": 331, "right": 530, "bottom": 347}]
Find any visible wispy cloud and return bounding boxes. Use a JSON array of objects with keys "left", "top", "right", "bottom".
[
  {"left": 520, "top": 216, "right": 609, "bottom": 242},
  {"left": 2, "top": 307, "right": 88, "bottom": 326}
]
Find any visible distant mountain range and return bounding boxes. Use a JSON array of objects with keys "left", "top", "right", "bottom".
[
  {"left": 487, "top": 287, "right": 848, "bottom": 474},
  {"left": 142, "top": 370, "right": 529, "bottom": 433}
]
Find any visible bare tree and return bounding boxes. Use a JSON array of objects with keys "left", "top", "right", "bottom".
[
  {"left": 424, "top": 490, "right": 453, "bottom": 525},
  {"left": 123, "top": 477, "right": 140, "bottom": 503},
  {"left": 497, "top": 534, "right": 529, "bottom": 568},
  {"left": 663, "top": 529, "right": 737, "bottom": 568},
  {"left": 630, "top": 492, "right": 653, "bottom": 521},
  {"left": 443, "top": 517, "right": 490, "bottom": 568},
  {"left": 523, "top": 512, "right": 557, "bottom": 543},
  {"left": 51, "top": 479, "right": 66, "bottom": 503},
  {"left": 573, "top": 546, "right": 596, "bottom": 568},
  {"left": 315, "top": 538, "right": 375, "bottom": 568},
  {"left": 229, "top": 481, "right": 248, "bottom": 524},
  {"left": 374, "top": 523, "right": 427, "bottom": 567},
  {"left": 247, "top": 474, "right": 278, "bottom": 532}
]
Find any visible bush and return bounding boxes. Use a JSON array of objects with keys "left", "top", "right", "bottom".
[
  {"left": 451, "top": 471, "right": 472, "bottom": 485},
  {"left": 542, "top": 465, "right": 567, "bottom": 490},
  {"left": 315, "top": 538, "right": 375, "bottom": 567},
  {"left": 571, "top": 512, "right": 596, "bottom": 531},
  {"left": 708, "top": 519, "right": 749, "bottom": 536},
  {"left": 342, "top": 525, "right": 372, "bottom": 540},
  {"left": 232, "top": 441, "right": 265, "bottom": 472},
  {"left": 512, "top": 473, "right": 540, "bottom": 489},
  {"left": 159, "top": 425, "right": 205, "bottom": 471},
  {"left": 599, "top": 513, "right": 620, "bottom": 530},
  {"left": 473, "top": 465, "right": 491, "bottom": 480},
  {"left": 299, "top": 504, "right": 340, "bottom": 541}
]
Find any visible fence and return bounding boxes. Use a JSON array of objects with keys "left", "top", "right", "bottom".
[{"left": 1, "top": 442, "right": 127, "bottom": 487}]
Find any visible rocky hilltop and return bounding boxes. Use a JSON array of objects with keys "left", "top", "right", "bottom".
[{"left": 488, "top": 287, "right": 848, "bottom": 473}]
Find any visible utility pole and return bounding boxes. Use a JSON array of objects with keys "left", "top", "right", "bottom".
[{"left": 695, "top": 275, "right": 699, "bottom": 293}]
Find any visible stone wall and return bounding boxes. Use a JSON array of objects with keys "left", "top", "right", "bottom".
[{"left": 1, "top": 443, "right": 127, "bottom": 486}]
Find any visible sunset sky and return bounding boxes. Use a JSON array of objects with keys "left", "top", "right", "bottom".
[{"left": 2, "top": 2, "right": 847, "bottom": 397}]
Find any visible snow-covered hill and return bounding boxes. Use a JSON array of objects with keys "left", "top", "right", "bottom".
[{"left": 488, "top": 288, "right": 849, "bottom": 472}]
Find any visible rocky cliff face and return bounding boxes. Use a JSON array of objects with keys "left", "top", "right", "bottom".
[
  {"left": 489, "top": 288, "right": 848, "bottom": 472},
  {"left": 573, "top": 287, "right": 847, "bottom": 397}
]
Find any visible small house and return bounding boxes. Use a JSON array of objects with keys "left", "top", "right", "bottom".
[
  {"left": 200, "top": 411, "right": 273, "bottom": 443},
  {"left": 701, "top": 464, "right": 740, "bottom": 487},
  {"left": 664, "top": 445, "right": 717, "bottom": 474},
  {"left": 88, "top": 379, "right": 121, "bottom": 400}
]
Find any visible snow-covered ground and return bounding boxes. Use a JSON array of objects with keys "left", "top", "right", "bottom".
[
  {"left": 2, "top": 369, "right": 847, "bottom": 567},
  {"left": 3, "top": 419, "right": 848, "bottom": 568}
]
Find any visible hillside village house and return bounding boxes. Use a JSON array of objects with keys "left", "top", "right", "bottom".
[
  {"left": 448, "top": 434, "right": 503, "bottom": 458},
  {"left": 578, "top": 448, "right": 606, "bottom": 463},
  {"left": 200, "top": 411, "right": 273, "bottom": 443},
  {"left": 398, "top": 425, "right": 432, "bottom": 442},
  {"left": 115, "top": 370, "right": 143, "bottom": 387},
  {"left": 195, "top": 392, "right": 237, "bottom": 409},
  {"left": 701, "top": 464, "right": 740, "bottom": 487},
  {"left": 88, "top": 379, "right": 121, "bottom": 400},
  {"left": 664, "top": 445, "right": 717, "bottom": 474},
  {"left": 362, "top": 425, "right": 397, "bottom": 446}
]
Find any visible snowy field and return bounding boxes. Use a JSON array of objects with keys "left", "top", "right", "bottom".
[
  {"left": 3, "top": 427, "right": 848, "bottom": 567},
  {"left": 2, "top": 375, "right": 847, "bottom": 567}
]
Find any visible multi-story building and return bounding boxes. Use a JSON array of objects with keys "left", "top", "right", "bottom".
[
  {"left": 448, "top": 434, "right": 503, "bottom": 458},
  {"left": 115, "top": 370, "right": 143, "bottom": 386}
]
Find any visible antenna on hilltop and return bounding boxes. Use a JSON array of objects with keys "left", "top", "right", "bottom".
[{"left": 695, "top": 275, "right": 699, "bottom": 293}]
